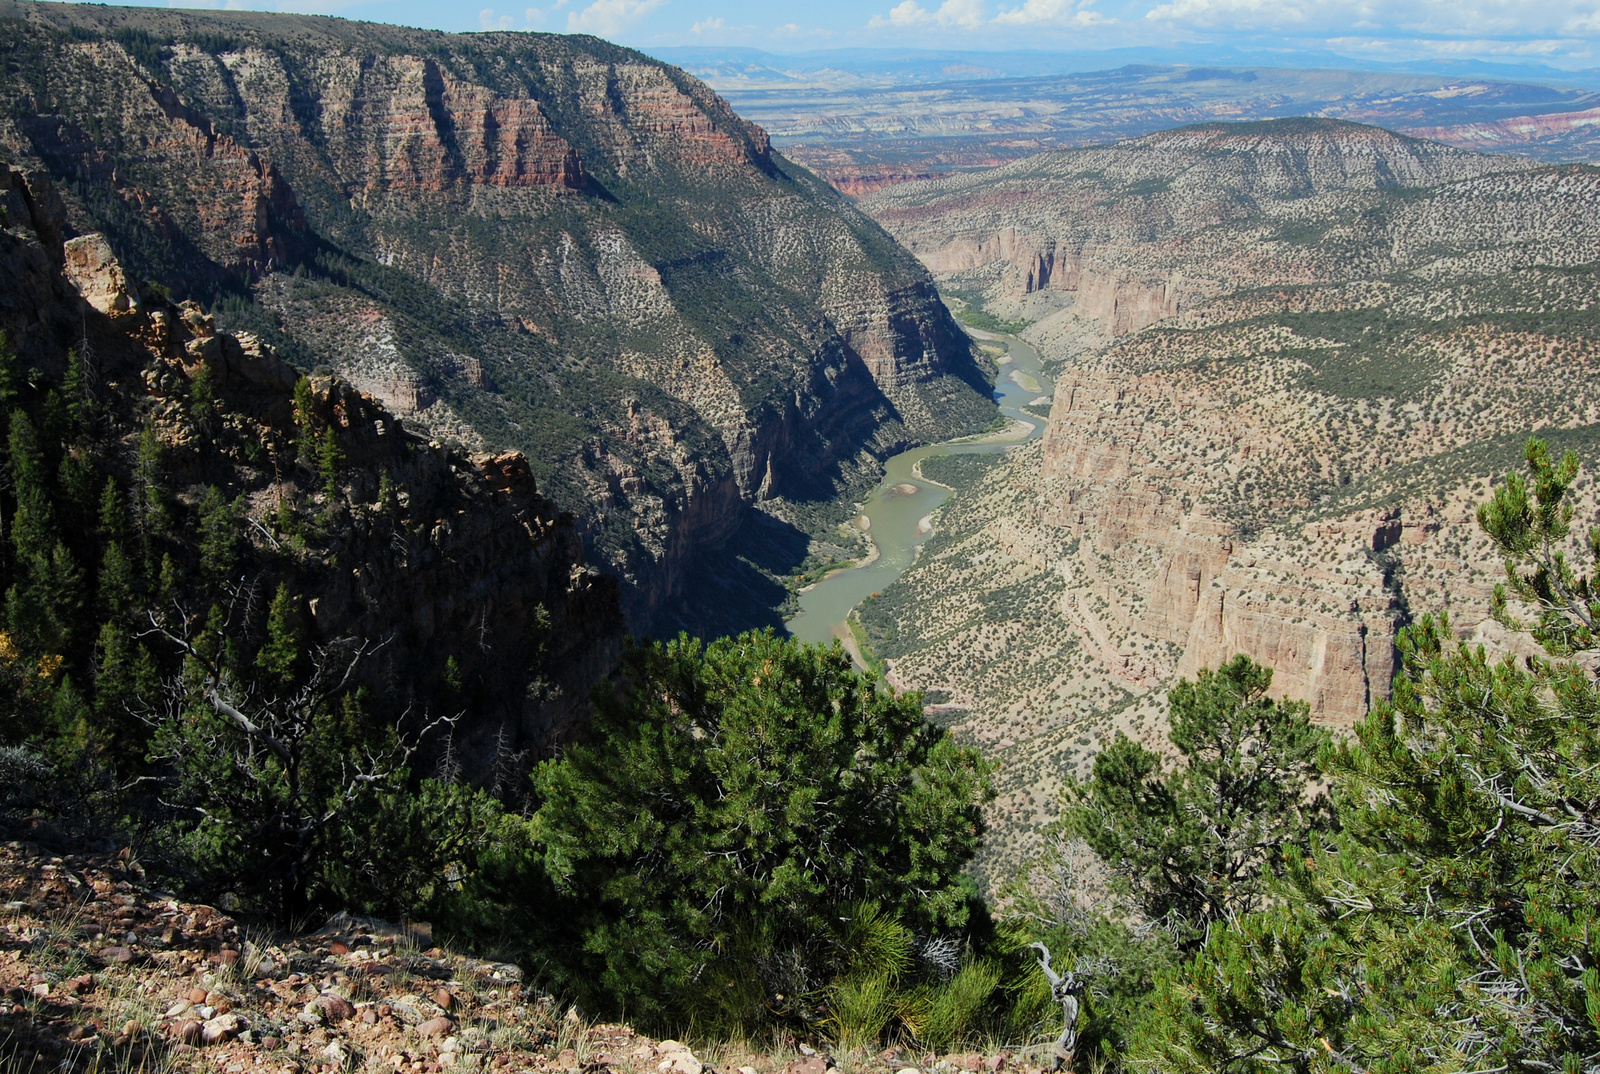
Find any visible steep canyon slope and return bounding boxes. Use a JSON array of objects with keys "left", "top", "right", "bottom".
[
  {"left": 856, "top": 121, "right": 1600, "bottom": 888},
  {"left": 0, "top": 1, "right": 995, "bottom": 631},
  {"left": 0, "top": 160, "right": 624, "bottom": 781}
]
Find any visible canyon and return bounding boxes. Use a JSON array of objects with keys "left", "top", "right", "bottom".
[
  {"left": 854, "top": 120, "right": 1600, "bottom": 887},
  {"left": 0, "top": 1, "right": 995, "bottom": 633}
]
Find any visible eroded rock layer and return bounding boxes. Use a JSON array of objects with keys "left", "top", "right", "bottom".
[
  {"left": 854, "top": 122, "right": 1600, "bottom": 889},
  {"left": 0, "top": 1, "right": 995, "bottom": 630}
]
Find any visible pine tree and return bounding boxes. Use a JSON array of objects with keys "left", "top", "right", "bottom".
[
  {"left": 257, "top": 582, "right": 302, "bottom": 687},
  {"left": 317, "top": 428, "right": 343, "bottom": 500},
  {"left": 8, "top": 410, "right": 54, "bottom": 564},
  {"left": 134, "top": 423, "right": 169, "bottom": 542},
  {"left": 535, "top": 629, "right": 994, "bottom": 1026},
  {"left": 1133, "top": 440, "right": 1600, "bottom": 1074},
  {"left": 1063, "top": 655, "right": 1330, "bottom": 946},
  {"left": 292, "top": 375, "right": 317, "bottom": 466},
  {"left": 196, "top": 486, "right": 239, "bottom": 584}
]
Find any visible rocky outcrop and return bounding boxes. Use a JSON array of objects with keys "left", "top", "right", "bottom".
[
  {"left": 0, "top": 1, "right": 995, "bottom": 633},
  {"left": 0, "top": 163, "right": 625, "bottom": 776}
]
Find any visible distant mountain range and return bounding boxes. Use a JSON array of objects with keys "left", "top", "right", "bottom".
[
  {"left": 647, "top": 45, "right": 1600, "bottom": 91},
  {"left": 651, "top": 49, "right": 1600, "bottom": 192}
]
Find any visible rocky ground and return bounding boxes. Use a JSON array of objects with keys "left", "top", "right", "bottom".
[{"left": 0, "top": 839, "right": 1048, "bottom": 1074}]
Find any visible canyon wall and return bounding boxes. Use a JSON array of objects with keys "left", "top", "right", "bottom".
[
  {"left": 0, "top": 1, "right": 996, "bottom": 631},
  {"left": 1, "top": 161, "right": 625, "bottom": 777}
]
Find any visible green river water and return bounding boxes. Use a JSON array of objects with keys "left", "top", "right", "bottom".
[{"left": 785, "top": 331, "right": 1053, "bottom": 655}]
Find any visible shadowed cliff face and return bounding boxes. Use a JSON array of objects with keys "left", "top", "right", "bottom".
[
  {"left": 0, "top": 159, "right": 626, "bottom": 780},
  {"left": 0, "top": 2, "right": 996, "bottom": 632}
]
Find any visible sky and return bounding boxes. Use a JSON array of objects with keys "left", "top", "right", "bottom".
[{"left": 133, "top": 0, "right": 1600, "bottom": 71}]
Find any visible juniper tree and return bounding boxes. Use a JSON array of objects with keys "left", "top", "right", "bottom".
[
  {"left": 534, "top": 629, "right": 994, "bottom": 1028},
  {"left": 1135, "top": 439, "right": 1600, "bottom": 1074},
  {"left": 1063, "top": 655, "right": 1330, "bottom": 948}
]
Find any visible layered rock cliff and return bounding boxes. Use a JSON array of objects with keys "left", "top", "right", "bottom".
[
  {"left": 862, "top": 119, "right": 1530, "bottom": 341},
  {"left": 0, "top": 1, "right": 995, "bottom": 631},
  {"left": 852, "top": 124, "right": 1600, "bottom": 889},
  {"left": 1, "top": 160, "right": 624, "bottom": 779}
]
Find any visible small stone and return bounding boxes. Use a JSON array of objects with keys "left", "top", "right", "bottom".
[
  {"left": 31, "top": 982, "right": 49, "bottom": 998},
  {"left": 316, "top": 994, "right": 356, "bottom": 1021},
  {"left": 262, "top": 1037, "right": 282, "bottom": 1050},
  {"left": 189, "top": 987, "right": 209, "bottom": 1004},
  {"left": 121, "top": 1020, "right": 143, "bottom": 1040},
  {"left": 432, "top": 988, "right": 455, "bottom": 1010},
  {"left": 416, "top": 1016, "right": 454, "bottom": 1038},
  {"left": 896, "top": 1068, "right": 923, "bottom": 1074},
  {"left": 378, "top": 1004, "right": 393, "bottom": 1019},
  {"left": 361, "top": 1007, "right": 379, "bottom": 1024},
  {"left": 172, "top": 1019, "right": 203, "bottom": 1045},
  {"left": 202, "top": 1012, "right": 241, "bottom": 1045},
  {"left": 166, "top": 1001, "right": 192, "bottom": 1018},
  {"left": 102, "top": 946, "right": 134, "bottom": 964},
  {"left": 739, "top": 1067, "right": 759, "bottom": 1074},
  {"left": 330, "top": 942, "right": 350, "bottom": 956},
  {"left": 68, "top": 975, "right": 94, "bottom": 995},
  {"left": 215, "top": 949, "right": 240, "bottom": 968},
  {"left": 559, "top": 1049, "right": 580, "bottom": 1070},
  {"left": 323, "top": 1040, "right": 348, "bottom": 1064}
]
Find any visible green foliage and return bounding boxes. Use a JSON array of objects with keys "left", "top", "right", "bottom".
[
  {"left": 292, "top": 375, "right": 316, "bottom": 466},
  {"left": 1064, "top": 655, "right": 1331, "bottom": 947},
  {"left": 1477, "top": 436, "right": 1600, "bottom": 655},
  {"left": 256, "top": 582, "right": 302, "bottom": 688},
  {"left": 534, "top": 629, "right": 994, "bottom": 1032},
  {"left": 317, "top": 427, "right": 344, "bottom": 499},
  {"left": 196, "top": 486, "right": 240, "bottom": 583},
  {"left": 1126, "top": 449, "right": 1600, "bottom": 1072},
  {"left": 188, "top": 357, "right": 219, "bottom": 434},
  {"left": 1134, "top": 615, "right": 1600, "bottom": 1072}
]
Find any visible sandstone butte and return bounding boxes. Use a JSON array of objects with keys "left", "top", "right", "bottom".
[
  {"left": 0, "top": 0, "right": 996, "bottom": 634},
  {"left": 854, "top": 120, "right": 1600, "bottom": 884}
]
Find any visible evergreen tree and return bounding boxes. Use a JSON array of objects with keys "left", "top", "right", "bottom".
[
  {"left": 292, "top": 375, "right": 317, "bottom": 466},
  {"left": 535, "top": 630, "right": 995, "bottom": 1027},
  {"left": 1478, "top": 436, "right": 1600, "bottom": 654},
  {"left": 317, "top": 427, "right": 343, "bottom": 499},
  {"left": 196, "top": 486, "right": 240, "bottom": 584},
  {"left": 257, "top": 582, "right": 302, "bottom": 688},
  {"left": 1063, "top": 655, "right": 1330, "bottom": 947},
  {"left": 1133, "top": 439, "right": 1600, "bottom": 1073}
]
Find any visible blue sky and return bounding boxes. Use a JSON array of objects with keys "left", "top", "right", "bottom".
[{"left": 143, "top": 0, "right": 1600, "bottom": 70}]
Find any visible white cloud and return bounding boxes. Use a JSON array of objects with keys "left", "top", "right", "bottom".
[
  {"left": 479, "top": 6, "right": 517, "bottom": 28},
  {"left": 869, "top": 0, "right": 986, "bottom": 29},
  {"left": 993, "top": 0, "right": 1110, "bottom": 27},
  {"left": 566, "top": 0, "right": 665, "bottom": 36},
  {"left": 1144, "top": 0, "right": 1600, "bottom": 37},
  {"left": 692, "top": 15, "right": 724, "bottom": 32},
  {"left": 936, "top": 0, "right": 986, "bottom": 28},
  {"left": 869, "top": 0, "right": 929, "bottom": 27}
]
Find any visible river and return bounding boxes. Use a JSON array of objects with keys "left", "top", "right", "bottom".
[{"left": 785, "top": 330, "right": 1054, "bottom": 657}]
